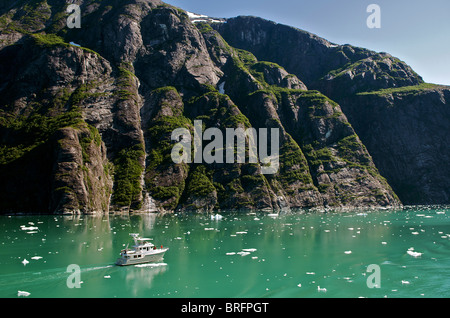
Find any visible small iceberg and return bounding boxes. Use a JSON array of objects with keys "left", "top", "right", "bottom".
[
  {"left": 407, "top": 248, "right": 423, "bottom": 258},
  {"left": 237, "top": 251, "right": 251, "bottom": 257},
  {"left": 227, "top": 248, "right": 257, "bottom": 257},
  {"left": 20, "top": 225, "right": 38, "bottom": 231},
  {"left": 18, "top": 290, "right": 30, "bottom": 297},
  {"left": 402, "top": 280, "right": 410, "bottom": 285},
  {"left": 407, "top": 250, "right": 423, "bottom": 258},
  {"left": 317, "top": 286, "right": 327, "bottom": 293},
  {"left": 21, "top": 259, "right": 29, "bottom": 266}
]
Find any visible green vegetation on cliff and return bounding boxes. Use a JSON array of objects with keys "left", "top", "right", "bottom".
[{"left": 112, "top": 144, "right": 145, "bottom": 209}]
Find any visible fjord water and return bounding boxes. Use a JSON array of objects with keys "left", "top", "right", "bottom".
[{"left": 1, "top": 207, "right": 450, "bottom": 298}]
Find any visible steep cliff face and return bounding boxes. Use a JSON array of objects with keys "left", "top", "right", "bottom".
[
  {"left": 343, "top": 86, "right": 450, "bottom": 204},
  {"left": 214, "top": 15, "right": 449, "bottom": 206},
  {"left": 3, "top": 0, "right": 437, "bottom": 214}
]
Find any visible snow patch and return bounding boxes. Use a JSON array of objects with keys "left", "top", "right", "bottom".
[{"left": 186, "top": 11, "right": 208, "bottom": 19}]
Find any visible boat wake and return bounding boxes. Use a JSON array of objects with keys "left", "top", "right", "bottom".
[
  {"left": 82, "top": 265, "right": 114, "bottom": 272},
  {"left": 134, "top": 263, "right": 167, "bottom": 268}
]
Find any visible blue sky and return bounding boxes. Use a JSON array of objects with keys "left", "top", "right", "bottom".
[{"left": 165, "top": 0, "right": 450, "bottom": 85}]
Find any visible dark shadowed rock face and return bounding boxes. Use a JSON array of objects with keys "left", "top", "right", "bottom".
[
  {"left": 1, "top": 0, "right": 446, "bottom": 214},
  {"left": 342, "top": 87, "right": 450, "bottom": 205}
]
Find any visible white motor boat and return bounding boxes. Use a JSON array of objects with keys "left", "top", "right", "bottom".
[{"left": 116, "top": 233, "right": 169, "bottom": 266}]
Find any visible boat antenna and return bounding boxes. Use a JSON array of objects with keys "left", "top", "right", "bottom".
[{"left": 130, "top": 233, "right": 139, "bottom": 246}]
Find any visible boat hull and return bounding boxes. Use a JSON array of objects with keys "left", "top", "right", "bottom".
[{"left": 115, "top": 248, "right": 168, "bottom": 266}]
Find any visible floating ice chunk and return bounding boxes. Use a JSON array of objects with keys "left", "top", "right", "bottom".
[
  {"left": 252, "top": 256, "right": 258, "bottom": 259},
  {"left": 242, "top": 248, "right": 257, "bottom": 252},
  {"left": 226, "top": 252, "right": 236, "bottom": 256},
  {"left": 237, "top": 251, "right": 251, "bottom": 256},
  {"left": 317, "top": 286, "right": 327, "bottom": 293},
  {"left": 20, "top": 226, "right": 38, "bottom": 231},
  {"left": 306, "top": 272, "right": 315, "bottom": 275},
  {"left": 104, "top": 275, "right": 111, "bottom": 279},
  {"left": 31, "top": 256, "right": 43, "bottom": 260},
  {"left": 344, "top": 251, "right": 352, "bottom": 255},
  {"left": 297, "top": 283, "right": 302, "bottom": 288},
  {"left": 22, "top": 259, "right": 29, "bottom": 266},
  {"left": 211, "top": 214, "right": 223, "bottom": 220},
  {"left": 402, "top": 280, "right": 410, "bottom": 285},
  {"left": 407, "top": 248, "right": 423, "bottom": 258},
  {"left": 235, "top": 231, "right": 247, "bottom": 235},
  {"left": 204, "top": 228, "right": 215, "bottom": 231},
  {"left": 18, "top": 291, "right": 30, "bottom": 297}
]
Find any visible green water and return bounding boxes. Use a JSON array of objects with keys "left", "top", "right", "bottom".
[{"left": 1, "top": 206, "right": 450, "bottom": 298}]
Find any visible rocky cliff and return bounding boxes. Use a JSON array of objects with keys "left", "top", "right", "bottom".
[
  {"left": 213, "top": 16, "right": 450, "bottom": 206},
  {"left": 0, "top": 0, "right": 445, "bottom": 214}
]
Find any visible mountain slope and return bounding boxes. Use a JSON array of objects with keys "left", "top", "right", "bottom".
[
  {"left": 0, "top": 0, "right": 424, "bottom": 214},
  {"left": 213, "top": 15, "right": 450, "bottom": 205}
]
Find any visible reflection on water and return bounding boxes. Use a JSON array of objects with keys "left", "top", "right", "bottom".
[{"left": 1, "top": 206, "right": 450, "bottom": 298}]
